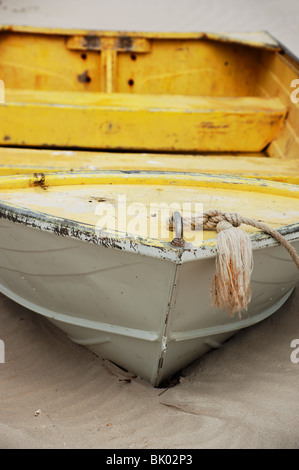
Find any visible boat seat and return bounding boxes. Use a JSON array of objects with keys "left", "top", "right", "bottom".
[{"left": 0, "top": 90, "right": 288, "bottom": 153}]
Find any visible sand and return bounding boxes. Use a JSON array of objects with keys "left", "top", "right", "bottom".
[
  {"left": 0, "top": 0, "right": 299, "bottom": 450},
  {"left": 1, "top": 287, "right": 299, "bottom": 449}
]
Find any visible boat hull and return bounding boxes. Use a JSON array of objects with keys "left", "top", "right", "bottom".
[{"left": 0, "top": 217, "right": 298, "bottom": 386}]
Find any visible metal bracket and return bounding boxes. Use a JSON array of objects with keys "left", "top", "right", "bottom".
[
  {"left": 170, "top": 211, "right": 186, "bottom": 247},
  {"left": 66, "top": 35, "right": 151, "bottom": 53}
]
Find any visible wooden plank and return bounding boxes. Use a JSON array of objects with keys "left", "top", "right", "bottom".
[
  {"left": 0, "top": 90, "right": 287, "bottom": 152},
  {"left": 0, "top": 25, "right": 281, "bottom": 49},
  {"left": 0, "top": 32, "right": 262, "bottom": 96},
  {"left": 1, "top": 147, "right": 299, "bottom": 184},
  {"left": 66, "top": 36, "right": 151, "bottom": 53},
  {"left": 258, "top": 51, "right": 299, "bottom": 160}
]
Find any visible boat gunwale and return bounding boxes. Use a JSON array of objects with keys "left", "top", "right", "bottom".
[
  {"left": 0, "top": 170, "right": 298, "bottom": 262},
  {"left": 0, "top": 25, "right": 281, "bottom": 50},
  {"left": 1, "top": 169, "right": 299, "bottom": 192}
]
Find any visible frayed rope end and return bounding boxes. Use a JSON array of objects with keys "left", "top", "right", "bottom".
[
  {"left": 169, "top": 209, "right": 299, "bottom": 317},
  {"left": 210, "top": 220, "right": 254, "bottom": 317}
]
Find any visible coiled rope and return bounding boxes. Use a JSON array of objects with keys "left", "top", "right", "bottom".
[{"left": 169, "top": 210, "right": 299, "bottom": 317}]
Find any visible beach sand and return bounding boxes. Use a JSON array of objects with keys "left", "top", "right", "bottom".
[
  {"left": 1, "top": 287, "right": 298, "bottom": 449},
  {"left": 0, "top": 0, "right": 299, "bottom": 449}
]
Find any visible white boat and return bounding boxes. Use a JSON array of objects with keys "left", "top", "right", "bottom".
[{"left": 0, "top": 170, "right": 298, "bottom": 386}]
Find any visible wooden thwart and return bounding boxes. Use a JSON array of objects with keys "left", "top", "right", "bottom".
[{"left": 0, "top": 90, "right": 287, "bottom": 152}]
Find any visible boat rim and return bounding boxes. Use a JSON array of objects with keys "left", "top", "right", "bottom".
[
  {"left": 0, "top": 26, "right": 281, "bottom": 50},
  {"left": 0, "top": 170, "right": 298, "bottom": 263}
]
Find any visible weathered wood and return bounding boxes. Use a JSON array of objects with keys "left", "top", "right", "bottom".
[
  {"left": 1, "top": 147, "right": 298, "bottom": 184},
  {"left": 258, "top": 51, "right": 299, "bottom": 160},
  {"left": 0, "top": 91, "right": 287, "bottom": 152}
]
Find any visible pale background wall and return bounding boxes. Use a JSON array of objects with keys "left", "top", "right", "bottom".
[{"left": 0, "top": 0, "right": 298, "bottom": 56}]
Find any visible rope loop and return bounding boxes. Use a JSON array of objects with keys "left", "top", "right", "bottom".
[{"left": 169, "top": 209, "right": 299, "bottom": 316}]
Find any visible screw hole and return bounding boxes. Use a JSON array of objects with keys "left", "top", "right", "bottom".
[
  {"left": 131, "top": 53, "right": 137, "bottom": 61},
  {"left": 128, "top": 79, "right": 134, "bottom": 86},
  {"left": 81, "top": 53, "right": 87, "bottom": 60},
  {"left": 86, "top": 76, "right": 91, "bottom": 83}
]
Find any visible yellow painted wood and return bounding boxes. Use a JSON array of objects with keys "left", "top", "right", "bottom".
[
  {"left": 100, "top": 49, "right": 117, "bottom": 93},
  {"left": 0, "top": 33, "right": 102, "bottom": 92},
  {"left": 0, "top": 171, "right": 298, "bottom": 244},
  {"left": 0, "top": 25, "right": 281, "bottom": 49},
  {"left": 66, "top": 35, "right": 151, "bottom": 53},
  {"left": 258, "top": 51, "right": 299, "bottom": 160},
  {"left": 0, "top": 30, "right": 262, "bottom": 96},
  {"left": 1, "top": 147, "right": 299, "bottom": 184},
  {"left": 0, "top": 90, "right": 287, "bottom": 152},
  {"left": 1, "top": 170, "right": 298, "bottom": 199},
  {"left": 0, "top": 26, "right": 297, "bottom": 173}
]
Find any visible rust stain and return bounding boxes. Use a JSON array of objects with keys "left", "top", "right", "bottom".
[
  {"left": 229, "top": 258, "right": 236, "bottom": 291},
  {"left": 117, "top": 36, "right": 133, "bottom": 50},
  {"left": 83, "top": 35, "right": 101, "bottom": 50},
  {"left": 200, "top": 122, "right": 229, "bottom": 129},
  {"left": 31, "top": 172, "right": 48, "bottom": 190},
  {"left": 99, "top": 121, "right": 121, "bottom": 134},
  {"left": 171, "top": 237, "right": 186, "bottom": 247},
  {"left": 77, "top": 70, "right": 92, "bottom": 83},
  {"left": 89, "top": 196, "right": 111, "bottom": 203}
]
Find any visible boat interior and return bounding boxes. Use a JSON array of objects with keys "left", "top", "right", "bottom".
[
  {"left": 1, "top": 171, "right": 299, "bottom": 246},
  {"left": 0, "top": 26, "right": 298, "bottom": 182}
]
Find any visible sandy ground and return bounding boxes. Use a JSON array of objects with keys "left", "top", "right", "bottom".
[
  {"left": 0, "top": 0, "right": 299, "bottom": 450},
  {"left": 1, "top": 288, "right": 299, "bottom": 449}
]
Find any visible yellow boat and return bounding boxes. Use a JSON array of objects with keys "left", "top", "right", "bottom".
[
  {"left": 0, "top": 170, "right": 298, "bottom": 386},
  {"left": 0, "top": 27, "right": 298, "bottom": 386},
  {"left": 0, "top": 26, "right": 298, "bottom": 181}
]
